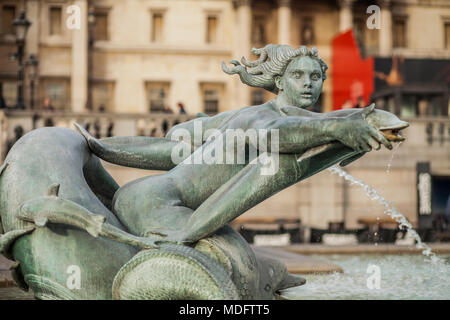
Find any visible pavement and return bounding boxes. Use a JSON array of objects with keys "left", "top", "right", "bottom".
[
  {"left": 0, "top": 255, "right": 14, "bottom": 288},
  {"left": 0, "top": 287, "right": 34, "bottom": 300}
]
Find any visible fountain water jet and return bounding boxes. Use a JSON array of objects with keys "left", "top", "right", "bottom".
[
  {"left": 327, "top": 165, "right": 443, "bottom": 264},
  {"left": 386, "top": 141, "right": 402, "bottom": 174}
]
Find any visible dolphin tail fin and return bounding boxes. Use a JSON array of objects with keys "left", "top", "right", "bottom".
[
  {"left": 73, "top": 122, "right": 93, "bottom": 143},
  {"left": 74, "top": 122, "right": 109, "bottom": 160}
]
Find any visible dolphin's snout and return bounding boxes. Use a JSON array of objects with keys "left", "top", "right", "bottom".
[
  {"left": 380, "top": 120, "right": 409, "bottom": 142},
  {"left": 365, "top": 109, "right": 409, "bottom": 142}
]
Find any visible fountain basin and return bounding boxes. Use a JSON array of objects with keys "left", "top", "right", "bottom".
[{"left": 280, "top": 253, "right": 450, "bottom": 300}]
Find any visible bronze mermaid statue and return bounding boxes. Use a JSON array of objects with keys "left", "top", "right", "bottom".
[{"left": 0, "top": 45, "right": 408, "bottom": 299}]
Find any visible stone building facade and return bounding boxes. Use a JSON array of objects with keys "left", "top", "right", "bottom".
[
  {"left": 0, "top": 0, "right": 449, "bottom": 237},
  {"left": 2, "top": 0, "right": 449, "bottom": 114}
]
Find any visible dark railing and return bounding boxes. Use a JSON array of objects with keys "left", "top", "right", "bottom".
[
  {"left": 0, "top": 110, "right": 195, "bottom": 160},
  {"left": 1, "top": 110, "right": 449, "bottom": 160}
]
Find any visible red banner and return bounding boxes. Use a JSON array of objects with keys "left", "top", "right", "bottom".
[{"left": 332, "top": 30, "right": 374, "bottom": 110}]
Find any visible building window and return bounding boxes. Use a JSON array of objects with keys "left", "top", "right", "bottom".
[
  {"left": 49, "top": 6, "right": 62, "bottom": 35},
  {"left": 252, "top": 15, "right": 266, "bottom": 47},
  {"left": 40, "top": 78, "right": 70, "bottom": 110},
  {"left": 151, "top": 12, "right": 164, "bottom": 43},
  {"left": 204, "top": 90, "right": 219, "bottom": 114},
  {"left": 92, "top": 81, "right": 114, "bottom": 112},
  {"left": 251, "top": 89, "right": 265, "bottom": 106},
  {"left": 1, "top": 5, "right": 15, "bottom": 35},
  {"left": 0, "top": 80, "right": 17, "bottom": 108},
  {"left": 445, "top": 22, "right": 450, "bottom": 50},
  {"left": 393, "top": 17, "right": 407, "bottom": 48},
  {"left": 146, "top": 82, "right": 170, "bottom": 112},
  {"left": 201, "top": 83, "right": 224, "bottom": 114},
  {"left": 94, "top": 9, "right": 109, "bottom": 41},
  {"left": 206, "top": 15, "right": 218, "bottom": 43},
  {"left": 300, "top": 16, "right": 315, "bottom": 46}
]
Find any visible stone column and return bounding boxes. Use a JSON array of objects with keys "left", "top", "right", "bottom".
[
  {"left": 338, "top": 0, "right": 355, "bottom": 33},
  {"left": 24, "top": 0, "right": 40, "bottom": 108},
  {"left": 378, "top": 0, "right": 392, "bottom": 56},
  {"left": 277, "top": 0, "right": 291, "bottom": 45},
  {"left": 233, "top": 0, "right": 251, "bottom": 107},
  {"left": 25, "top": 0, "right": 39, "bottom": 56},
  {"left": 71, "top": 0, "right": 88, "bottom": 112}
]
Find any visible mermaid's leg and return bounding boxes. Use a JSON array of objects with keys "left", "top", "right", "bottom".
[
  {"left": 112, "top": 174, "right": 194, "bottom": 237},
  {"left": 160, "top": 144, "right": 356, "bottom": 244}
]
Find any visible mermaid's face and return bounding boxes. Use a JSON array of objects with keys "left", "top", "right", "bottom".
[{"left": 277, "top": 56, "right": 323, "bottom": 109}]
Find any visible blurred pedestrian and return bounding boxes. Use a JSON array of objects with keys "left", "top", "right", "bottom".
[
  {"left": 342, "top": 100, "right": 352, "bottom": 109},
  {"left": 445, "top": 195, "right": 450, "bottom": 224},
  {"left": 164, "top": 105, "right": 173, "bottom": 114},
  {"left": 6, "top": 125, "right": 24, "bottom": 154},
  {"left": 44, "top": 118, "right": 54, "bottom": 127},
  {"left": 107, "top": 121, "right": 114, "bottom": 137},
  {"left": 354, "top": 96, "right": 365, "bottom": 108},
  {"left": 43, "top": 98, "right": 55, "bottom": 111},
  {"left": 177, "top": 102, "right": 186, "bottom": 114},
  {"left": 0, "top": 83, "right": 7, "bottom": 109},
  {"left": 42, "top": 98, "right": 55, "bottom": 127}
]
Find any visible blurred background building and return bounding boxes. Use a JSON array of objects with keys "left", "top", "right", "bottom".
[{"left": 0, "top": 0, "right": 449, "bottom": 243}]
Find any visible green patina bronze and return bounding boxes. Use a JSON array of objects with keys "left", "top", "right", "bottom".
[{"left": 0, "top": 44, "right": 408, "bottom": 300}]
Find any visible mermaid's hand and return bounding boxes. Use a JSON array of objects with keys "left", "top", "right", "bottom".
[{"left": 332, "top": 104, "right": 392, "bottom": 153}]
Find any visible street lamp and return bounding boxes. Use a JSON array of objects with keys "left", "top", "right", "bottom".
[
  {"left": 12, "top": 10, "right": 31, "bottom": 109},
  {"left": 26, "top": 54, "right": 39, "bottom": 110},
  {"left": 87, "top": 7, "right": 96, "bottom": 110},
  {"left": 88, "top": 7, "right": 96, "bottom": 46}
]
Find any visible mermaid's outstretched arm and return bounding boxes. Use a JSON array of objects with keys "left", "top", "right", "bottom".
[
  {"left": 74, "top": 123, "right": 188, "bottom": 171},
  {"left": 152, "top": 108, "right": 407, "bottom": 244}
]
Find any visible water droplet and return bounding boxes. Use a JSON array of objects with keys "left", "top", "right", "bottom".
[{"left": 386, "top": 141, "right": 402, "bottom": 174}]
